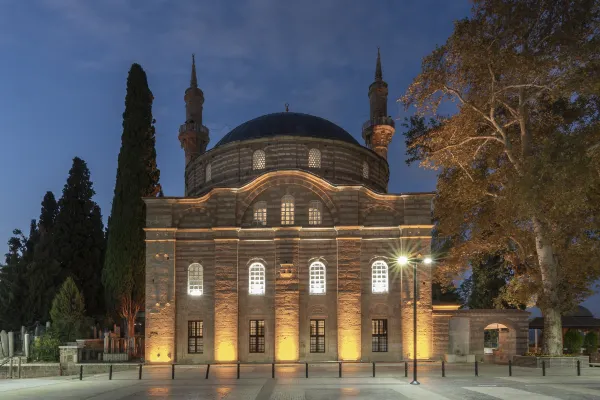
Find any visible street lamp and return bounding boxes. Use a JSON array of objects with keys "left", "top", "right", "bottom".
[{"left": 397, "top": 254, "right": 432, "bottom": 385}]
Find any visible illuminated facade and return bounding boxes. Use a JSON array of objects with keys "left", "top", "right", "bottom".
[{"left": 144, "top": 50, "right": 435, "bottom": 364}]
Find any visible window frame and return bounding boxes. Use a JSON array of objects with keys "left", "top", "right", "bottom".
[
  {"left": 281, "top": 195, "right": 295, "bottom": 225},
  {"left": 249, "top": 262, "right": 266, "bottom": 295},
  {"left": 309, "top": 261, "right": 326, "bottom": 295},
  {"left": 371, "top": 260, "right": 389, "bottom": 294},
  {"left": 252, "top": 149, "right": 266, "bottom": 170},
  {"left": 188, "top": 320, "right": 204, "bottom": 354},
  {"left": 253, "top": 201, "right": 267, "bottom": 226},
  {"left": 187, "top": 263, "right": 203, "bottom": 296},
  {"left": 308, "top": 200, "right": 322, "bottom": 225},
  {"left": 249, "top": 319, "right": 265, "bottom": 353},
  {"left": 372, "top": 319, "right": 388, "bottom": 352},
  {"left": 310, "top": 319, "right": 326, "bottom": 353},
  {"left": 308, "top": 148, "right": 321, "bottom": 168}
]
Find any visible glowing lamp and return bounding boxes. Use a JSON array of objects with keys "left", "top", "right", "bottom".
[
  {"left": 423, "top": 257, "right": 433, "bottom": 265},
  {"left": 397, "top": 256, "right": 409, "bottom": 265}
]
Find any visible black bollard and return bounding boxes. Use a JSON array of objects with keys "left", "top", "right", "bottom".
[
  {"left": 509, "top": 360, "right": 512, "bottom": 377},
  {"left": 577, "top": 360, "right": 581, "bottom": 376},
  {"left": 205, "top": 364, "right": 210, "bottom": 379},
  {"left": 372, "top": 362, "right": 376, "bottom": 378},
  {"left": 79, "top": 365, "right": 83, "bottom": 381},
  {"left": 272, "top": 363, "right": 275, "bottom": 379},
  {"left": 475, "top": 360, "right": 479, "bottom": 377},
  {"left": 109, "top": 364, "right": 113, "bottom": 380},
  {"left": 139, "top": 364, "right": 142, "bottom": 380},
  {"left": 442, "top": 361, "right": 445, "bottom": 377},
  {"left": 172, "top": 364, "right": 175, "bottom": 380},
  {"left": 237, "top": 362, "right": 240, "bottom": 379},
  {"left": 339, "top": 362, "right": 342, "bottom": 378},
  {"left": 305, "top": 362, "right": 308, "bottom": 378},
  {"left": 542, "top": 360, "right": 546, "bottom": 376},
  {"left": 404, "top": 361, "right": 408, "bottom": 378}
]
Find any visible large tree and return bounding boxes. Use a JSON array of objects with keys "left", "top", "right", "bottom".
[
  {"left": 402, "top": 0, "right": 600, "bottom": 355},
  {"left": 52, "top": 157, "right": 106, "bottom": 318},
  {"left": 102, "top": 63, "right": 161, "bottom": 337},
  {"left": 458, "top": 253, "right": 517, "bottom": 309},
  {"left": 50, "top": 277, "right": 88, "bottom": 342}
]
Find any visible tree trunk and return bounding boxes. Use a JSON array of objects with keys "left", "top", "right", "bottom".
[{"left": 533, "top": 217, "right": 563, "bottom": 355}]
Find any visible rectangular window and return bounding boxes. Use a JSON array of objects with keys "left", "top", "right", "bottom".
[
  {"left": 308, "top": 201, "right": 322, "bottom": 225},
  {"left": 249, "top": 320, "right": 265, "bottom": 353},
  {"left": 188, "top": 320, "right": 203, "bottom": 354},
  {"left": 253, "top": 202, "right": 267, "bottom": 226},
  {"left": 281, "top": 196, "right": 294, "bottom": 225},
  {"left": 310, "top": 319, "right": 325, "bottom": 353},
  {"left": 372, "top": 319, "right": 388, "bottom": 352}
]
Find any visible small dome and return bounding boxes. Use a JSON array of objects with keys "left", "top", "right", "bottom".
[
  {"left": 565, "top": 305, "right": 593, "bottom": 317},
  {"left": 215, "top": 112, "right": 360, "bottom": 148}
]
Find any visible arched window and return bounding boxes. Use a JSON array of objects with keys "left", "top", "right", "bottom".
[
  {"left": 205, "top": 163, "right": 212, "bottom": 182},
  {"left": 308, "top": 148, "right": 321, "bottom": 168},
  {"left": 249, "top": 262, "right": 266, "bottom": 295},
  {"left": 309, "top": 261, "right": 326, "bottom": 294},
  {"left": 281, "top": 195, "right": 295, "bottom": 225},
  {"left": 253, "top": 201, "right": 267, "bottom": 226},
  {"left": 253, "top": 149, "right": 266, "bottom": 170},
  {"left": 372, "top": 260, "right": 388, "bottom": 293},
  {"left": 362, "top": 161, "right": 369, "bottom": 179},
  {"left": 188, "top": 263, "right": 203, "bottom": 295},
  {"left": 308, "top": 201, "right": 322, "bottom": 225}
]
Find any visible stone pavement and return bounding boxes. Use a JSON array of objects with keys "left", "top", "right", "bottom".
[{"left": 0, "top": 363, "right": 599, "bottom": 399}]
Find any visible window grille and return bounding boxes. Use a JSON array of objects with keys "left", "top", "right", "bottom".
[
  {"left": 372, "top": 319, "right": 388, "bottom": 352},
  {"left": 188, "top": 321, "right": 203, "bottom": 353},
  {"left": 310, "top": 319, "right": 325, "bottom": 353},
  {"left": 188, "top": 263, "right": 203, "bottom": 295},
  {"left": 309, "top": 261, "right": 326, "bottom": 294},
  {"left": 249, "top": 262, "right": 266, "bottom": 295},
  {"left": 308, "top": 201, "right": 322, "bottom": 225},
  {"left": 363, "top": 161, "right": 369, "bottom": 179},
  {"left": 249, "top": 320, "right": 265, "bottom": 353},
  {"left": 308, "top": 148, "right": 321, "bottom": 168},
  {"left": 253, "top": 150, "right": 266, "bottom": 170},
  {"left": 281, "top": 195, "right": 295, "bottom": 225},
  {"left": 372, "top": 260, "right": 389, "bottom": 293},
  {"left": 205, "top": 163, "right": 212, "bottom": 182},
  {"left": 253, "top": 201, "right": 267, "bottom": 226}
]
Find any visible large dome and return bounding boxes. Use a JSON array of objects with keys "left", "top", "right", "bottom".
[{"left": 215, "top": 112, "right": 360, "bottom": 147}]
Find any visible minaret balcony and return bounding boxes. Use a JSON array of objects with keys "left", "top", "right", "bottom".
[
  {"left": 362, "top": 116, "right": 395, "bottom": 132},
  {"left": 179, "top": 121, "right": 209, "bottom": 135}
]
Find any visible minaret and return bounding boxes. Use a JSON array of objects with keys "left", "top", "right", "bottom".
[
  {"left": 362, "top": 48, "right": 395, "bottom": 159},
  {"left": 178, "top": 54, "right": 210, "bottom": 164}
]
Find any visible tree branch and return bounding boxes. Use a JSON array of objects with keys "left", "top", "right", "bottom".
[{"left": 433, "top": 136, "right": 505, "bottom": 154}]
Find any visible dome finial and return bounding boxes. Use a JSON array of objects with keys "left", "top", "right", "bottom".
[
  {"left": 190, "top": 53, "right": 198, "bottom": 88},
  {"left": 285, "top": 103, "right": 289, "bottom": 112},
  {"left": 375, "top": 47, "right": 382, "bottom": 81}
]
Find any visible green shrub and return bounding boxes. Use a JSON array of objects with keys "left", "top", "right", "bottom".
[
  {"left": 31, "top": 331, "right": 60, "bottom": 362},
  {"left": 50, "top": 277, "right": 89, "bottom": 342},
  {"left": 584, "top": 331, "right": 598, "bottom": 354},
  {"left": 563, "top": 329, "right": 584, "bottom": 354}
]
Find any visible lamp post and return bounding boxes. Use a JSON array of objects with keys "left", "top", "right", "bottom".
[{"left": 398, "top": 255, "right": 432, "bottom": 386}]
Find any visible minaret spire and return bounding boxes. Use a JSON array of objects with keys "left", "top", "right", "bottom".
[
  {"left": 190, "top": 54, "right": 198, "bottom": 88},
  {"left": 375, "top": 47, "right": 382, "bottom": 81}
]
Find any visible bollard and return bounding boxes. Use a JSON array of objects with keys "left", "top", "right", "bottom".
[
  {"left": 172, "top": 364, "right": 175, "bottom": 380},
  {"left": 18, "top": 357, "right": 21, "bottom": 379},
  {"left": 542, "top": 360, "right": 546, "bottom": 376},
  {"left": 139, "top": 364, "right": 142, "bottom": 380},
  {"left": 577, "top": 360, "right": 581, "bottom": 376},
  {"left": 9, "top": 358, "right": 13, "bottom": 379},
  {"left": 404, "top": 361, "right": 408, "bottom": 378},
  {"left": 237, "top": 362, "right": 240, "bottom": 379},
  {"left": 372, "top": 361, "right": 376, "bottom": 378},
  {"left": 509, "top": 360, "right": 512, "bottom": 377},
  {"left": 79, "top": 365, "right": 83, "bottom": 381},
  {"left": 205, "top": 364, "right": 210, "bottom": 379},
  {"left": 109, "top": 364, "right": 113, "bottom": 380},
  {"left": 305, "top": 362, "right": 308, "bottom": 378},
  {"left": 272, "top": 363, "right": 275, "bottom": 379},
  {"left": 442, "top": 361, "right": 445, "bottom": 377},
  {"left": 338, "top": 362, "right": 342, "bottom": 378},
  {"left": 475, "top": 360, "right": 479, "bottom": 377}
]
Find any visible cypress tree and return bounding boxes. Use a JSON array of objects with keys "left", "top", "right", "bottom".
[
  {"left": 102, "top": 63, "right": 161, "bottom": 337},
  {"left": 52, "top": 157, "right": 106, "bottom": 318},
  {"left": 0, "top": 229, "right": 31, "bottom": 329},
  {"left": 50, "top": 277, "right": 87, "bottom": 342}
]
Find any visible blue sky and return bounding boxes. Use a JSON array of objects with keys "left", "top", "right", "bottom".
[{"left": 0, "top": 0, "right": 597, "bottom": 315}]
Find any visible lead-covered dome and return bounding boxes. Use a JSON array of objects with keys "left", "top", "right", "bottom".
[{"left": 215, "top": 112, "right": 359, "bottom": 147}]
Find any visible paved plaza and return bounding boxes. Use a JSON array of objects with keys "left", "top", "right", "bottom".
[{"left": 1, "top": 363, "right": 600, "bottom": 399}]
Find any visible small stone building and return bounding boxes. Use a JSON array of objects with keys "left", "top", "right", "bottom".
[{"left": 143, "top": 51, "right": 529, "bottom": 364}]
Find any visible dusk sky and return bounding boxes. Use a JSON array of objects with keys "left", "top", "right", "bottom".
[{"left": 0, "top": 0, "right": 597, "bottom": 314}]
